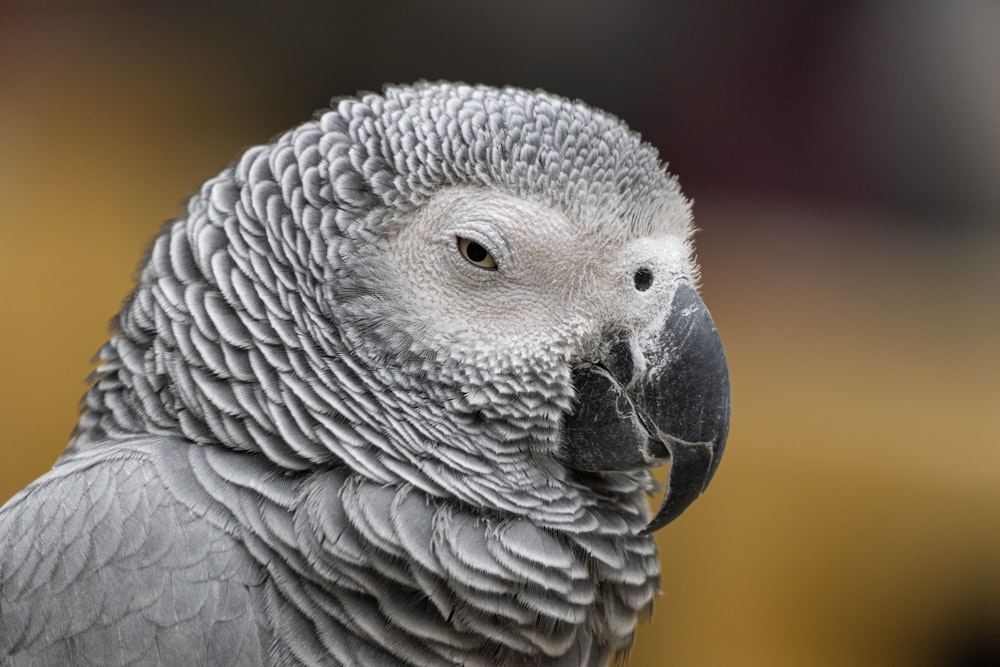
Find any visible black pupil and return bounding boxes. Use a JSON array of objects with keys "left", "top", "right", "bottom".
[
  {"left": 466, "top": 241, "right": 488, "bottom": 263},
  {"left": 633, "top": 268, "right": 653, "bottom": 291}
]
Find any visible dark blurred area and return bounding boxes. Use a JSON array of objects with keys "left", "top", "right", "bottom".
[{"left": 1, "top": 2, "right": 998, "bottom": 666}]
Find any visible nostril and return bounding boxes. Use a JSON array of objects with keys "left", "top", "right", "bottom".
[{"left": 633, "top": 268, "right": 653, "bottom": 292}]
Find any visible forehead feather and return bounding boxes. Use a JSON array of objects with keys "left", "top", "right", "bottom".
[{"left": 318, "top": 82, "right": 690, "bottom": 239}]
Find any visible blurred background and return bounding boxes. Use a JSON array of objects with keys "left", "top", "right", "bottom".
[{"left": 1, "top": 1, "right": 998, "bottom": 665}]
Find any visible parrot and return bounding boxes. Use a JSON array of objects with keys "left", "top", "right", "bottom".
[{"left": 0, "top": 82, "right": 730, "bottom": 666}]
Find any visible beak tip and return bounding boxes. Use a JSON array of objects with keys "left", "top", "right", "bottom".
[{"left": 640, "top": 435, "right": 727, "bottom": 535}]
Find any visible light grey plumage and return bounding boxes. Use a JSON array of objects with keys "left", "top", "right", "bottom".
[{"left": 0, "top": 82, "right": 730, "bottom": 665}]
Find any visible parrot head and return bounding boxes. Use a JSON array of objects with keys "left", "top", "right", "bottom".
[{"left": 73, "top": 82, "right": 729, "bottom": 535}]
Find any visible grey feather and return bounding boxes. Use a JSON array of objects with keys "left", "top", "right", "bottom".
[
  {"left": 0, "top": 441, "right": 269, "bottom": 666},
  {"left": 0, "top": 82, "right": 711, "bottom": 665}
]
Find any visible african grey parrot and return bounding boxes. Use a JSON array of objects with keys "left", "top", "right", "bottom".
[{"left": 0, "top": 82, "right": 730, "bottom": 666}]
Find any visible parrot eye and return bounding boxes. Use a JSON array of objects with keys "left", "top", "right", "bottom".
[{"left": 457, "top": 237, "right": 498, "bottom": 270}]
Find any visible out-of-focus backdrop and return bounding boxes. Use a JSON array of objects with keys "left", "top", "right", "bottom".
[{"left": 2, "top": 2, "right": 998, "bottom": 665}]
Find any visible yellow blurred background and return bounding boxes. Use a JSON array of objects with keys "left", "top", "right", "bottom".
[{"left": 2, "top": 3, "right": 998, "bottom": 665}]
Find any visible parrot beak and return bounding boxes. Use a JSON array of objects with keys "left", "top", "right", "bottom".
[{"left": 560, "top": 282, "right": 731, "bottom": 534}]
